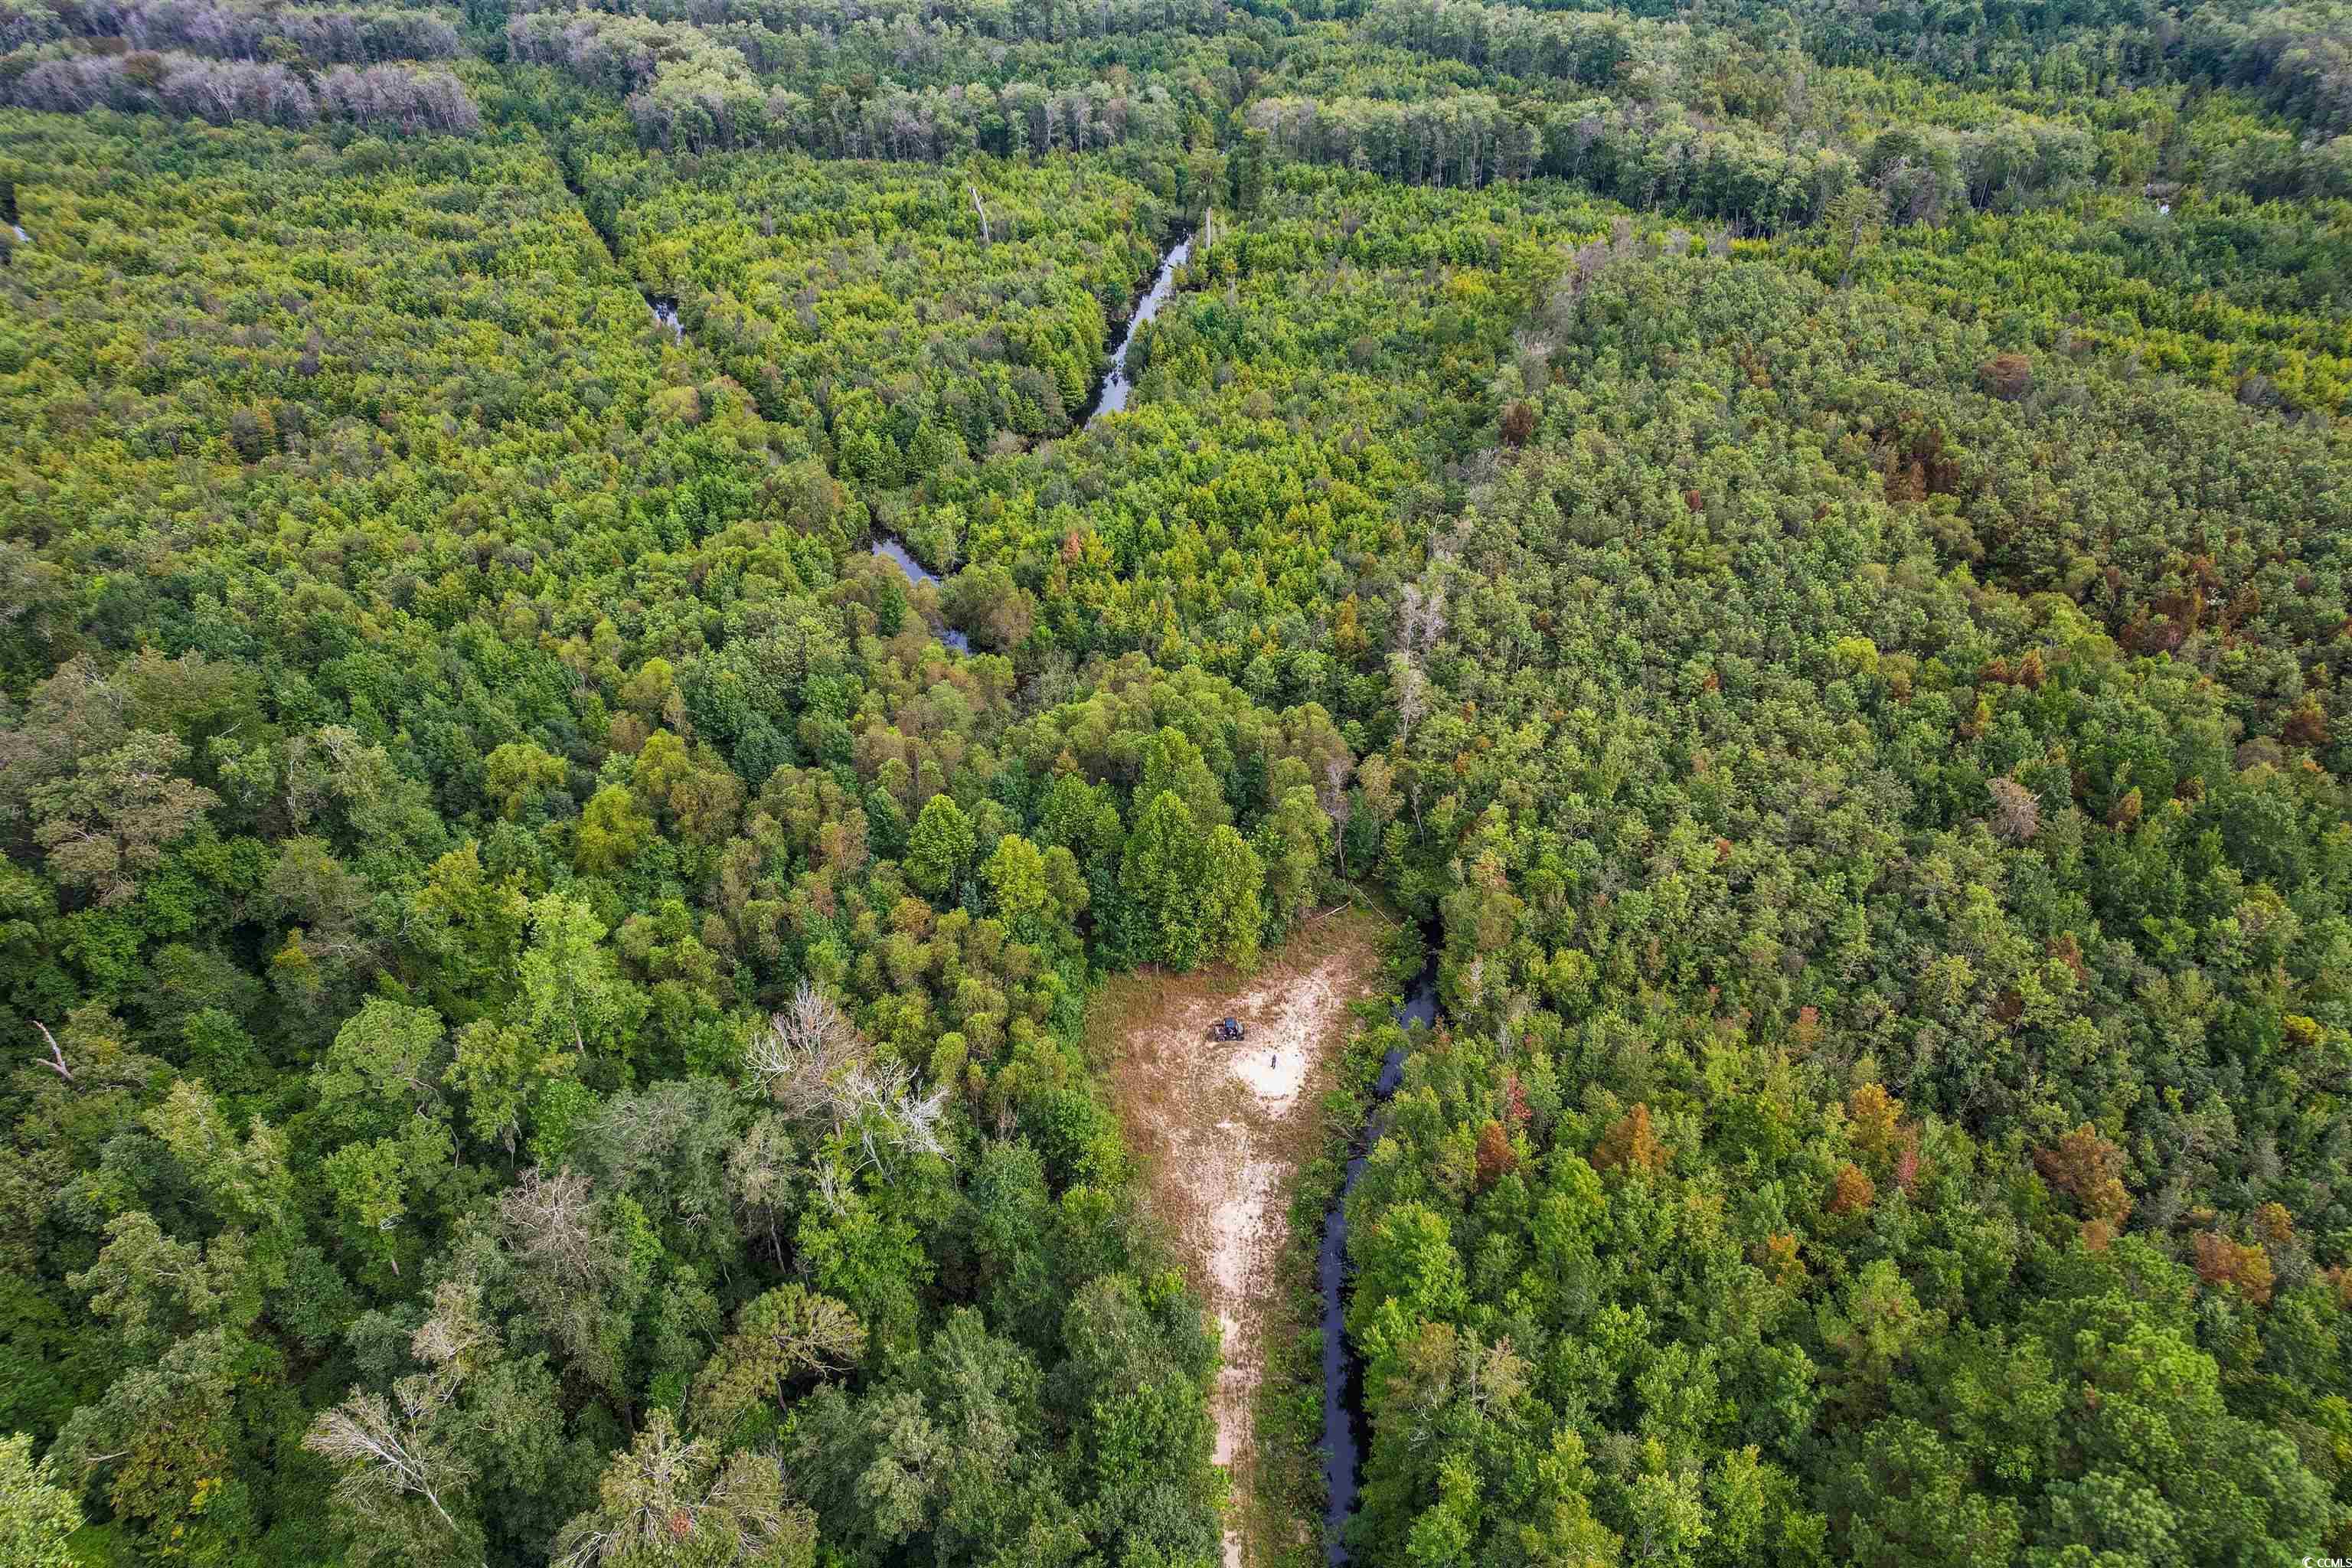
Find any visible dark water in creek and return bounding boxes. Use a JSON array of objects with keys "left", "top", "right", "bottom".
[
  {"left": 875, "top": 226, "right": 1410, "bottom": 1557},
  {"left": 1086, "top": 231, "right": 1192, "bottom": 423},
  {"left": 867, "top": 534, "right": 972, "bottom": 653},
  {"left": 1318, "top": 951, "right": 1440, "bottom": 1562},
  {"left": 646, "top": 294, "right": 684, "bottom": 344},
  {"left": 868, "top": 230, "right": 1193, "bottom": 650}
]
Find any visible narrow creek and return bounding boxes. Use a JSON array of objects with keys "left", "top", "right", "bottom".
[
  {"left": 646, "top": 293, "right": 684, "bottom": 345},
  {"left": 1318, "top": 946, "right": 1439, "bottom": 1563},
  {"left": 866, "top": 534, "right": 971, "bottom": 652},
  {"left": 1085, "top": 229, "right": 1192, "bottom": 421},
  {"left": 871, "top": 224, "right": 1420, "bottom": 1559},
  {"left": 871, "top": 227, "right": 1192, "bottom": 642}
]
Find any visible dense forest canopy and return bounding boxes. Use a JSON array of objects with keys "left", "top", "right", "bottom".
[{"left": 2, "top": 0, "right": 2352, "bottom": 1563}]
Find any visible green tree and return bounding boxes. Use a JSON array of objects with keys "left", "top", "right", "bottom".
[
  {"left": 0, "top": 1432, "right": 80, "bottom": 1568},
  {"left": 906, "top": 794, "right": 978, "bottom": 900},
  {"left": 576, "top": 783, "right": 656, "bottom": 874},
  {"left": 53, "top": 1328, "right": 266, "bottom": 1561},
  {"left": 482, "top": 740, "right": 570, "bottom": 821},
  {"left": 981, "top": 832, "right": 1056, "bottom": 942},
  {"left": 1119, "top": 790, "right": 1209, "bottom": 968},
  {"left": 1253, "top": 783, "right": 1329, "bottom": 934},
  {"left": 448, "top": 1018, "right": 577, "bottom": 1157},
  {"left": 517, "top": 893, "right": 647, "bottom": 1062},
  {"left": 72, "top": 1209, "right": 255, "bottom": 1351},
  {"left": 29, "top": 730, "right": 217, "bottom": 906},
  {"left": 1138, "top": 727, "right": 1228, "bottom": 829},
  {"left": 312, "top": 998, "right": 449, "bottom": 1143},
  {"left": 1200, "top": 824, "right": 1266, "bottom": 969},
  {"left": 409, "top": 841, "right": 528, "bottom": 1019},
  {"left": 692, "top": 1285, "right": 866, "bottom": 1434}
]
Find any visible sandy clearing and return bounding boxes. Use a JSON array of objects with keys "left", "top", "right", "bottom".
[{"left": 1097, "top": 913, "right": 1390, "bottom": 1568}]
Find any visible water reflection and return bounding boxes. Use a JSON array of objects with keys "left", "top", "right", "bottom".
[
  {"left": 1087, "top": 232, "right": 1192, "bottom": 423},
  {"left": 869, "top": 534, "right": 971, "bottom": 653},
  {"left": 647, "top": 295, "right": 684, "bottom": 344}
]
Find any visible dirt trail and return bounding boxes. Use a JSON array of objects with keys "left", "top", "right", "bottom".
[{"left": 1098, "top": 912, "right": 1390, "bottom": 1568}]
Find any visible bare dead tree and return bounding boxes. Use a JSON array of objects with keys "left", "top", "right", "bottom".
[
  {"left": 408, "top": 1279, "right": 492, "bottom": 1370},
  {"left": 304, "top": 1390, "right": 466, "bottom": 1532},
  {"left": 1988, "top": 776, "right": 2041, "bottom": 844},
  {"left": 1510, "top": 329, "right": 1553, "bottom": 396},
  {"left": 497, "top": 1166, "right": 616, "bottom": 1292},
  {"left": 836, "top": 1059, "right": 951, "bottom": 1171},
  {"left": 1321, "top": 757, "right": 1354, "bottom": 877},
  {"left": 496, "top": 1168, "right": 631, "bottom": 1390},
  {"left": 746, "top": 982, "right": 864, "bottom": 1120},
  {"left": 31, "top": 1020, "right": 71, "bottom": 1083},
  {"left": 746, "top": 983, "right": 951, "bottom": 1169},
  {"left": 551, "top": 1413, "right": 806, "bottom": 1568},
  {"left": 969, "top": 181, "right": 991, "bottom": 245},
  {"left": 809, "top": 1159, "right": 847, "bottom": 1217},
  {"left": 1465, "top": 1334, "right": 1527, "bottom": 1424},
  {"left": 302, "top": 1282, "right": 488, "bottom": 1539},
  {"left": 1396, "top": 580, "right": 1449, "bottom": 655},
  {"left": 1389, "top": 652, "right": 1429, "bottom": 750},
  {"left": 725, "top": 1113, "right": 798, "bottom": 1266}
]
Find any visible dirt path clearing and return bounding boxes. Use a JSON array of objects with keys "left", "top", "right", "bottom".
[{"left": 1094, "top": 910, "right": 1392, "bottom": 1568}]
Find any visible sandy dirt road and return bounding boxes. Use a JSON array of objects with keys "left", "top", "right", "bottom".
[{"left": 1097, "top": 912, "right": 1390, "bottom": 1568}]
